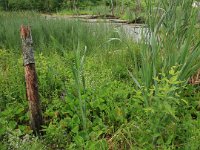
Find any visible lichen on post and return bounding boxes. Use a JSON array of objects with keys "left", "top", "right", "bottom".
[{"left": 20, "top": 25, "right": 43, "bottom": 135}]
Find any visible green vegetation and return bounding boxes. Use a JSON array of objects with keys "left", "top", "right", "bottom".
[
  {"left": 0, "top": 0, "right": 200, "bottom": 149},
  {"left": 0, "top": 0, "right": 147, "bottom": 21}
]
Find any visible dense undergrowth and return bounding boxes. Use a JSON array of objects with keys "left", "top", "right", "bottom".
[{"left": 0, "top": 1, "right": 200, "bottom": 149}]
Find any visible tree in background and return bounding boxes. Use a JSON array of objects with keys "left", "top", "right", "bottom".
[
  {"left": 135, "top": 0, "right": 141, "bottom": 12},
  {"left": 0, "top": 0, "right": 146, "bottom": 14},
  {"left": 0, "top": 0, "right": 8, "bottom": 10},
  {"left": 110, "top": 0, "right": 114, "bottom": 15},
  {"left": 0, "top": 0, "right": 64, "bottom": 11}
]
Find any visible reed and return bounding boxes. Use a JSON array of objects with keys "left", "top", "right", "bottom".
[
  {"left": 0, "top": 11, "right": 126, "bottom": 55},
  {"left": 130, "top": 0, "right": 200, "bottom": 105}
]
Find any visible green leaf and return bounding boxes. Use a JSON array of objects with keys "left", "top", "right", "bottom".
[
  {"left": 74, "top": 135, "right": 84, "bottom": 145},
  {"left": 72, "top": 126, "right": 79, "bottom": 134}
]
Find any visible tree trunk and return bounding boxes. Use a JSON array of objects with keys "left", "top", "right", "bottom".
[
  {"left": 20, "top": 25, "right": 43, "bottom": 135},
  {"left": 135, "top": 0, "right": 141, "bottom": 17},
  {"left": 111, "top": 0, "right": 114, "bottom": 16},
  {"left": 4, "top": 0, "right": 8, "bottom": 11},
  {"left": 121, "top": 0, "right": 124, "bottom": 14},
  {"left": 73, "top": 0, "right": 78, "bottom": 13}
]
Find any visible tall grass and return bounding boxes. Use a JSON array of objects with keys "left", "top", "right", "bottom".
[
  {"left": 0, "top": 11, "right": 126, "bottom": 55},
  {"left": 72, "top": 45, "right": 87, "bottom": 130},
  {"left": 130, "top": 0, "right": 200, "bottom": 105}
]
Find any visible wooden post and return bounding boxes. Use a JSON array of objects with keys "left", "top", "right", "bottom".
[
  {"left": 20, "top": 25, "right": 43, "bottom": 135},
  {"left": 189, "top": 70, "right": 200, "bottom": 85}
]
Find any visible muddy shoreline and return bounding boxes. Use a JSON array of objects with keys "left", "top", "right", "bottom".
[{"left": 42, "top": 14, "right": 145, "bottom": 24}]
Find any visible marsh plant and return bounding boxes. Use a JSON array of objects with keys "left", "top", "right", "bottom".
[{"left": 130, "top": 0, "right": 200, "bottom": 105}]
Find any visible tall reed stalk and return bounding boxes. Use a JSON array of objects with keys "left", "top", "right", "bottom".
[
  {"left": 72, "top": 44, "right": 87, "bottom": 130},
  {"left": 135, "top": 0, "right": 200, "bottom": 106}
]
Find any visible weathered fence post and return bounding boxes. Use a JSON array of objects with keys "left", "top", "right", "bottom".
[{"left": 20, "top": 25, "right": 43, "bottom": 135}]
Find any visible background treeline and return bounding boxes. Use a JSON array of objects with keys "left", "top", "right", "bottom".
[
  {"left": 0, "top": 0, "right": 139, "bottom": 12},
  {"left": 0, "top": 0, "right": 75, "bottom": 11}
]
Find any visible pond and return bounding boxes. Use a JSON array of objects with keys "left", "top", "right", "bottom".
[{"left": 43, "top": 14, "right": 150, "bottom": 42}]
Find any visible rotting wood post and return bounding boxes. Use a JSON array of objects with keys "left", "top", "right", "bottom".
[
  {"left": 189, "top": 69, "right": 200, "bottom": 85},
  {"left": 20, "top": 25, "right": 43, "bottom": 135}
]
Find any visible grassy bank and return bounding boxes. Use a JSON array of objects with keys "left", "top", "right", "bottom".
[{"left": 57, "top": 6, "right": 146, "bottom": 23}]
